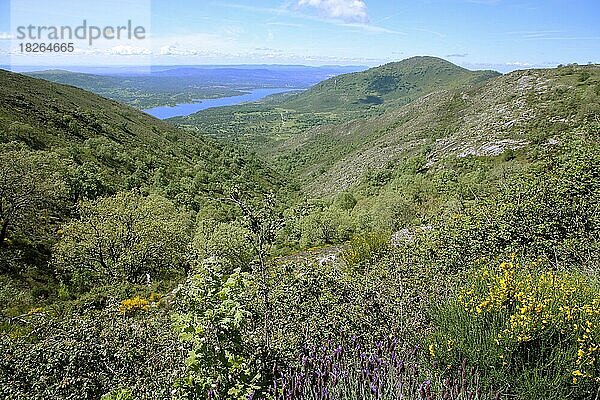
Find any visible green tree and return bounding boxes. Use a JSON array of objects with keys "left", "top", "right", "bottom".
[
  {"left": 192, "top": 218, "right": 256, "bottom": 271},
  {"left": 227, "top": 190, "right": 284, "bottom": 353},
  {"left": 175, "top": 261, "right": 261, "bottom": 400},
  {"left": 0, "top": 143, "right": 66, "bottom": 268},
  {"left": 298, "top": 208, "right": 354, "bottom": 247},
  {"left": 54, "top": 191, "right": 192, "bottom": 287}
]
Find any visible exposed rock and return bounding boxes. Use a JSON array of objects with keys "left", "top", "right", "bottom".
[{"left": 391, "top": 225, "right": 433, "bottom": 246}]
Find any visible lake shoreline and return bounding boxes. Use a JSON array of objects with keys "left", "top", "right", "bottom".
[{"left": 143, "top": 87, "right": 301, "bottom": 119}]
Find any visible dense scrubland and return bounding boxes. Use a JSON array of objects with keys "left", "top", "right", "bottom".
[{"left": 0, "top": 58, "right": 599, "bottom": 399}]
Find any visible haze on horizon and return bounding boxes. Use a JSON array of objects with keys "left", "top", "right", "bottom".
[{"left": 0, "top": 0, "right": 599, "bottom": 73}]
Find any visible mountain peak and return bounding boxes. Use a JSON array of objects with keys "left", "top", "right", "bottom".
[{"left": 279, "top": 56, "right": 500, "bottom": 114}]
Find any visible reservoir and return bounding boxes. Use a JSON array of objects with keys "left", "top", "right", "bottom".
[{"left": 144, "top": 87, "right": 296, "bottom": 119}]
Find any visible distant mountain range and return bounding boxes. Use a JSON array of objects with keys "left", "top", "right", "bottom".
[{"left": 23, "top": 65, "right": 367, "bottom": 109}]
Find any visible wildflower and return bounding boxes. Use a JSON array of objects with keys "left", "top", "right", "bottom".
[{"left": 119, "top": 296, "right": 150, "bottom": 315}]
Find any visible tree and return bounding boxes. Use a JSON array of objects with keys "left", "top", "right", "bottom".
[
  {"left": 0, "top": 143, "right": 66, "bottom": 267},
  {"left": 175, "top": 190, "right": 284, "bottom": 399},
  {"left": 174, "top": 262, "right": 260, "bottom": 400},
  {"left": 53, "top": 191, "right": 192, "bottom": 287},
  {"left": 226, "top": 190, "right": 284, "bottom": 353},
  {"left": 192, "top": 218, "right": 256, "bottom": 271}
]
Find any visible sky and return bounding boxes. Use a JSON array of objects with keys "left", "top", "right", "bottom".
[{"left": 1, "top": 0, "right": 599, "bottom": 71}]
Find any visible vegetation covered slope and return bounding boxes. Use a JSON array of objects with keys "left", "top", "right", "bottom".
[
  {"left": 170, "top": 56, "right": 500, "bottom": 148},
  {"left": 276, "top": 63, "right": 600, "bottom": 196},
  {"left": 0, "top": 68, "right": 283, "bottom": 276},
  {"left": 26, "top": 69, "right": 245, "bottom": 109},
  {"left": 0, "top": 69, "right": 280, "bottom": 203},
  {"left": 1, "top": 60, "right": 599, "bottom": 400},
  {"left": 280, "top": 56, "right": 499, "bottom": 113}
]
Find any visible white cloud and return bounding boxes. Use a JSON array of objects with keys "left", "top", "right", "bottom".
[
  {"left": 506, "top": 61, "right": 533, "bottom": 67},
  {"left": 153, "top": 32, "right": 236, "bottom": 57},
  {"left": 0, "top": 32, "right": 12, "bottom": 40},
  {"left": 297, "top": 0, "right": 368, "bottom": 23},
  {"left": 158, "top": 45, "right": 208, "bottom": 56},
  {"left": 266, "top": 21, "right": 304, "bottom": 28},
  {"left": 108, "top": 45, "right": 152, "bottom": 55},
  {"left": 339, "top": 22, "right": 401, "bottom": 34}
]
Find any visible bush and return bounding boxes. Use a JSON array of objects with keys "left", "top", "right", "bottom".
[
  {"left": 101, "top": 388, "right": 134, "bottom": 400},
  {"left": 192, "top": 218, "right": 256, "bottom": 271},
  {"left": 429, "top": 260, "right": 600, "bottom": 399},
  {"left": 118, "top": 295, "right": 150, "bottom": 316},
  {"left": 410, "top": 142, "right": 600, "bottom": 274},
  {"left": 0, "top": 308, "right": 186, "bottom": 400},
  {"left": 0, "top": 143, "right": 68, "bottom": 270},
  {"left": 271, "top": 337, "right": 489, "bottom": 400},
  {"left": 298, "top": 208, "right": 355, "bottom": 247},
  {"left": 173, "top": 260, "right": 265, "bottom": 400},
  {"left": 342, "top": 231, "right": 391, "bottom": 269},
  {"left": 53, "top": 191, "right": 193, "bottom": 288}
]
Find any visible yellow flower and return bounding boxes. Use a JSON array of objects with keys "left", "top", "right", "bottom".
[
  {"left": 429, "top": 344, "right": 436, "bottom": 357},
  {"left": 119, "top": 296, "right": 150, "bottom": 315}
]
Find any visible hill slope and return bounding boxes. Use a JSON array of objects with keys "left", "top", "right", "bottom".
[
  {"left": 170, "top": 59, "right": 600, "bottom": 199},
  {"left": 0, "top": 69, "right": 281, "bottom": 205},
  {"left": 275, "top": 64, "right": 600, "bottom": 195},
  {"left": 280, "top": 56, "right": 499, "bottom": 113},
  {"left": 171, "top": 57, "right": 500, "bottom": 153}
]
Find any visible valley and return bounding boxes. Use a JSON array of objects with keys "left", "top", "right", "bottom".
[
  {"left": 25, "top": 65, "right": 364, "bottom": 110},
  {"left": 0, "top": 57, "right": 599, "bottom": 400}
]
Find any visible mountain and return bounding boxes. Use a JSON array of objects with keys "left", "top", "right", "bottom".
[
  {"left": 0, "top": 69, "right": 281, "bottom": 204},
  {"left": 170, "top": 57, "right": 499, "bottom": 158},
  {"left": 279, "top": 56, "right": 499, "bottom": 114},
  {"left": 170, "top": 58, "right": 600, "bottom": 197},
  {"left": 2, "top": 62, "right": 599, "bottom": 400},
  {"left": 171, "top": 57, "right": 500, "bottom": 145},
  {"left": 277, "top": 64, "right": 600, "bottom": 195}
]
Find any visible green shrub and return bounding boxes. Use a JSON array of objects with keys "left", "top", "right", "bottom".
[
  {"left": 193, "top": 218, "right": 256, "bottom": 271},
  {"left": 0, "top": 309, "right": 185, "bottom": 400},
  {"left": 101, "top": 388, "right": 133, "bottom": 400},
  {"left": 53, "top": 191, "right": 193, "bottom": 288},
  {"left": 174, "top": 261, "right": 264, "bottom": 400},
  {"left": 298, "top": 208, "right": 354, "bottom": 247},
  {"left": 429, "top": 260, "right": 600, "bottom": 399},
  {"left": 342, "top": 231, "right": 390, "bottom": 269}
]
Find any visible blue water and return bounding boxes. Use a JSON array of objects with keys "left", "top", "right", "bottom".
[{"left": 144, "top": 87, "right": 296, "bottom": 119}]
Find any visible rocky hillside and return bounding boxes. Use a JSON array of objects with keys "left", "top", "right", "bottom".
[{"left": 272, "top": 64, "right": 600, "bottom": 195}]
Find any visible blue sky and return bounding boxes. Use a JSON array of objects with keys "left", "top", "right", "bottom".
[{"left": 1, "top": 0, "right": 599, "bottom": 71}]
